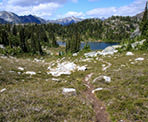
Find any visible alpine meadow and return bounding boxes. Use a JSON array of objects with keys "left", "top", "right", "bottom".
[{"left": 0, "top": 0, "right": 148, "bottom": 122}]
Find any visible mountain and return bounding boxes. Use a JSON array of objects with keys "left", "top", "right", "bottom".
[
  {"left": 0, "top": 18, "right": 9, "bottom": 24},
  {"left": 133, "top": 12, "right": 144, "bottom": 21},
  {"left": 48, "top": 16, "right": 83, "bottom": 25},
  {"left": 0, "top": 11, "right": 143, "bottom": 25},
  {"left": 0, "top": 11, "right": 46, "bottom": 24},
  {"left": 0, "top": 11, "right": 21, "bottom": 23},
  {"left": 20, "top": 15, "right": 46, "bottom": 24}
]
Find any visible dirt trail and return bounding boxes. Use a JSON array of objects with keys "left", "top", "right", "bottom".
[{"left": 83, "top": 73, "right": 110, "bottom": 122}]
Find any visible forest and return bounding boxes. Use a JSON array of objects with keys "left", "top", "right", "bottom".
[{"left": 0, "top": 11, "right": 147, "bottom": 55}]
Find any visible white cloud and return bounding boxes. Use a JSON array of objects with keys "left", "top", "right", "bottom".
[
  {"left": 0, "top": 0, "right": 78, "bottom": 19},
  {"left": 0, "top": 0, "right": 63, "bottom": 19},
  {"left": 88, "top": 0, "right": 98, "bottom": 2},
  {"left": 8, "top": 0, "right": 67, "bottom": 6},
  {"left": 71, "top": 0, "right": 78, "bottom": 3},
  {"left": 0, "top": 0, "right": 146, "bottom": 19},
  {"left": 86, "top": 0, "right": 145, "bottom": 18}
]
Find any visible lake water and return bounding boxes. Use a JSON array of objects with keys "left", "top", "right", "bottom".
[{"left": 57, "top": 41, "right": 119, "bottom": 50}]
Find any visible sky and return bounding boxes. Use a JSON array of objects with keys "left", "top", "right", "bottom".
[{"left": 0, "top": 0, "right": 146, "bottom": 20}]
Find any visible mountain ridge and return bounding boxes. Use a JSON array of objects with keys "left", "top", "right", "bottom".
[
  {"left": 47, "top": 16, "right": 83, "bottom": 25},
  {"left": 0, "top": 11, "right": 143, "bottom": 25}
]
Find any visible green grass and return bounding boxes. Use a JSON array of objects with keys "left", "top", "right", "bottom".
[{"left": 0, "top": 50, "right": 148, "bottom": 122}]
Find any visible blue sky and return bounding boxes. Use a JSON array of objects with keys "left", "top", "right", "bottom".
[{"left": 0, "top": 0, "right": 146, "bottom": 20}]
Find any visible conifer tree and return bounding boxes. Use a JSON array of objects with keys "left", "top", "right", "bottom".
[
  {"left": 31, "top": 33, "right": 37, "bottom": 53},
  {"left": 1, "top": 29, "right": 9, "bottom": 46},
  {"left": 140, "top": 1, "right": 148, "bottom": 36},
  {"left": 20, "top": 27, "right": 27, "bottom": 52},
  {"left": 12, "top": 25, "right": 17, "bottom": 36},
  {"left": 37, "top": 34, "right": 43, "bottom": 55}
]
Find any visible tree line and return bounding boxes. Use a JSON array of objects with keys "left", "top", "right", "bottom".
[
  {"left": 0, "top": 24, "right": 59, "bottom": 55},
  {"left": 0, "top": 11, "right": 147, "bottom": 55}
]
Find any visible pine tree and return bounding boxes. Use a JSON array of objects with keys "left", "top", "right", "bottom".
[
  {"left": 65, "top": 32, "right": 81, "bottom": 53},
  {"left": 140, "top": 1, "right": 148, "bottom": 36},
  {"left": 12, "top": 25, "right": 17, "bottom": 36},
  {"left": 30, "top": 33, "right": 37, "bottom": 54},
  {"left": 1, "top": 29, "right": 9, "bottom": 46},
  {"left": 49, "top": 33, "right": 59, "bottom": 48},
  {"left": 37, "top": 34, "right": 43, "bottom": 55},
  {"left": 20, "top": 27, "right": 27, "bottom": 52}
]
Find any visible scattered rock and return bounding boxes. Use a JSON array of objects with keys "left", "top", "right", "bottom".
[
  {"left": 121, "top": 64, "right": 126, "bottom": 67},
  {"left": 103, "top": 76, "right": 111, "bottom": 83},
  {"left": 73, "top": 53, "right": 78, "bottom": 57},
  {"left": 135, "top": 57, "right": 144, "bottom": 61},
  {"left": 100, "top": 46, "right": 118, "bottom": 56},
  {"left": 130, "top": 27, "right": 141, "bottom": 38},
  {"left": 80, "top": 58, "right": 93, "bottom": 62},
  {"left": 18, "top": 67, "right": 24, "bottom": 71},
  {"left": 77, "top": 66, "right": 87, "bottom": 71},
  {"left": 84, "top": 51, "right": 98, "bottom": 57},
  {"left": 131, "top": 39, "right": 146, "bottom": 49},
  {"left": 62, "top": 88, "right": 76, "bottom": 95},
  {"left": 92, "top": 88, "right": 103, "bottom": 94},
  {"left": 93, "top": 76, "right": 111, "bottom": 83},
  {"left": 126, "top": 52, "right": 134, "bottom": 56},
  {"left": 33, "top": 58, "right": 45, "bottom": 63},
  {"left": 48, "top": 62, "right": 76, "bottom": 77},
  {"left": 26, "top": 71, "right": 36, "bottom": 75},
  {"left": 0, "top": 44, "right": 5, "bottom": 49},
  {"left": 131, "top": 62, "right": 135, "bottom": 64},
  {"left": 52, "top": 78, "right": 61, "bottom": 82},
  {"left": 48, "top": 62, "right": 87, "bottom": 77},
  {"left": 9, "top": 71, "right": 15, "bottom": 73},
  {"left": 102, "top": 62, "right": 111, "bottom": 71},
  {"left": 18, "top": 72, "right": 21, "bottom": 75},
  {"left": 84, "top": 45, "right": 120, "bottom": 57},
  {"left": 0, "top": 88, "right": 6, "bottom": 93}
]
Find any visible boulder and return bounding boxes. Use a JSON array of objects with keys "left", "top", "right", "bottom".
[
  {"left": 93, "top": 76, "right": 111, "bottom": 83},
  {"left": 0, "top": 88, "right": 6, "bottom": 93},
  {"left": 130, "top": 27, "right": 141, "bottom": 38},
  {"left": 26, "top": 71, "right": 36, "bottom": 75},
  {"left": 0, "top": 45, "right": 4, "bottom": 49},
  {"left": 62, "top": 88, "right": 76, "bottom": 95},
  {"left": 48, "top": 61, "right": 87, "bottom": 77},
  {"left": 101, "top": 46, "right": 118, "bottom": 55},
  {"left": 92, "top": 88, "right": 103, "bottom": 94},
  {"left": 135, "top": 57, "right": 144, "bottom": 61},
  {"left": 52, "top": 78, "right": 61, "bottom": 82},
  {"left": 126, "top": 52, "right": 134, "bottom": 56},
  {"left": 131, "top": 39, "right": 146, "bottom": 49},
  {"left": 18, "top": 67, "right": 24, "bottom": 71},
  {"left": 73, "top": 53, "right": 78, "bottom": 57},
  {"left": 84, "top": 51, "right": 98, "bottom": 57},
  {"left": 77, "top": 66, "right": 87, "bottom": 71}
]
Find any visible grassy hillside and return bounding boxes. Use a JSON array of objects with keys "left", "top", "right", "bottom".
[{"left": 0, "top": 47, "right": 147, "bottom": 122}]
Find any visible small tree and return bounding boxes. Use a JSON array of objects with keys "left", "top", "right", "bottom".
[
  {"left": 140, "top": 1, "right": 148, "bottom": 36},
  {"left": 19, "top": 27, "right": 27, "bottom": 52},
  {"left": 66, "top": 32, "right": 81, "bottom": 53}
]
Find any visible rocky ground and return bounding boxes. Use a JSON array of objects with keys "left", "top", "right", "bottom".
[{"left": 0, "top": 48, "right": 148, "bottom": 122}]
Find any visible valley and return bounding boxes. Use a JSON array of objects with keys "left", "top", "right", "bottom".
[{"left": 0, "top": 1, "right": 148, "bottom": 122}]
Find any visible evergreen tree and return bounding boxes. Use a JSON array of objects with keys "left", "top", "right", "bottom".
[
  {"left": 37, "top": 33, "right": 43, "bottom": 55},
  {"left": 65, "top": 32, "right": 81, "bottom": 53},
  {"left": 140, "top": 1, "right": 148, "bottom": 36},
  {"left": 1, "top": 29, "right": 9, "bottom": 46},
  {"left": 49, "top": 33, "right": 59, "bottom": 48},
  {"left": 30, "top": 33, "right": 37, "bottom": 53},
  {"left": 12, "top": 25, "right": 17, "bottom": 36},
  {"left": 19, "top": 27, "right": 27, "bottom": 52}
]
